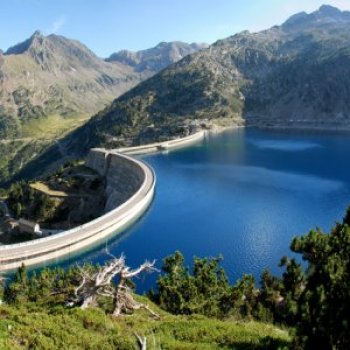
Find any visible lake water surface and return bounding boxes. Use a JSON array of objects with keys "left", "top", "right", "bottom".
[{"left": 61, "top": 128, "right": 350, "bottom": 290}]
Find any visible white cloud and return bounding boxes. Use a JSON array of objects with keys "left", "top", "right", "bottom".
[{"left": 47, "top": 15, "right": 66, "bottom": 34}]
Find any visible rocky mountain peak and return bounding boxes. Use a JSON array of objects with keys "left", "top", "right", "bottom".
[
  {"left": 106, "top": 41, "right": 208, "bottom": 73},
  {"left": 106, "top": 49, "right": 139, "bottom": 66},
  {"left": 4, "top": 31, "right": 106, "bottom": 71},
  {"left": 318, "top": 4, "right": 342, "bottom": 17},
  {"left": 32, "top": 30, "right": 43, "bottom": 38},
  {"left": 5, "top": 30, "right": 45, "bottom": 55},
  {"left": 315, "top": 4, "right": 350, "bottom": 22},
  {"left": 283, "top": 5, "right": 350, "bottom": 30}
]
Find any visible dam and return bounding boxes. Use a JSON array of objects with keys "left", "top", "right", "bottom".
[
  {"left": 0, "top": 131, "right": 205, "bottom": 271},
  {"left": 77, "top": 128, "right": 350, "bottom": 292},
  {"left": 0, "top": 150, "right": 156, "bottom": 271}
]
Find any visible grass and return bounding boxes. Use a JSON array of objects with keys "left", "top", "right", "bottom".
[
  {"left": 21, "top": 113, "right": 91, "bottom": 140},
  {"left": 30, "top": 182, "right": 69, "bottom": 197},
  {"left": 0, "top": 296, "right": 291, "bottom": 349},
  {"left": 0, "top": 113, "right": 90, "bottom": 184}
]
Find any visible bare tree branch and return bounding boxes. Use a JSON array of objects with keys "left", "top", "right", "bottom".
[
  {"left": 122, "top": 260, "right": 159, "bottom": 279},
  {"left": 68, "top": 255, "right": 159, "bottom": 319}
]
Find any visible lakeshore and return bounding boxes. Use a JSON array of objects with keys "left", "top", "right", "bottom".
[
  {"left": 0, "top": 131, "right": 206, "bottom": 271},
  {"left": 61, "top": 127, "right": 350, "bottom": 292},
  {"left": 0, "top": 152, "right": 155, "bottom": 271},
  {"left": 2, "top": 126, "right": 349, "bottom": 279}
]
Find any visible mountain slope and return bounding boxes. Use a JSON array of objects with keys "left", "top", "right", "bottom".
[
  {"left": 60, "top": 5, "right": 350, "bottom": 153},
  {"left": 0, "top": 33, "right": 205, "bottom": 183},
  {"left": 0, "top": 31, "right": 141, "bottom": 139},
  {"left": 1, "top": 33, "right": 207, "bottom": 140},
  {"left": 8, "top": 5, "right": 350, "bottom": 182}
]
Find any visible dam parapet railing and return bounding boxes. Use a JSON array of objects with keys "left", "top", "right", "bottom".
[
  {"left": 116, "top": 130, "right": 206, "bottom": 155},
  {"left": 0, "top": 131, "right": 205, "bottom": 271}
]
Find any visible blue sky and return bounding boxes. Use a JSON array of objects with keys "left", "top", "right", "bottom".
[{"left": 1, "top": 0, "right": 350, "bottom": 57}]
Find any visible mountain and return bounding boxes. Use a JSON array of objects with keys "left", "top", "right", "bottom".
[
  {"left": 51, "top": 5, "right": 350, "bottom": 155},
  {"left": 283, "top": 5, "right": 350, "bottom": 30},
  {"left": 106, "top": 41, "right": 208, "bottom": 73},
  {"left": 0, "top": 31, "right": 142, "bottom": 139},
  {"left": 1, "top": 33, "right": 206, "bottom": 140},
  {"left": 7, "top": 5, "right": 350, "bottom": 183},
  {"left": 0, "top": 33, "right": 205, "bottom": 183}
]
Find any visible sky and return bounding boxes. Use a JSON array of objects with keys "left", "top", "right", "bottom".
[{"left": 1, "top": 0, "right": 350, "bottom": 57}]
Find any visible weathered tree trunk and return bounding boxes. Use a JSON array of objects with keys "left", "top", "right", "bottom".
[
  {"left": 80, "top": 293, "right": 98, "bottom": 309},
  {"left": 70, "top": 254, "right": 159, "bottom": 318},
  {"left": 112, "top": 285, "right": 125, "bottom": 317}
]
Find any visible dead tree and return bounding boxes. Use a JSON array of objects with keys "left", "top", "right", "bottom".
[
  {"left": 112, "top": 258, "right": 159, "bottom": 318},
  {"left": 71, "top": 254, "right": 159, "bottom": 318}
]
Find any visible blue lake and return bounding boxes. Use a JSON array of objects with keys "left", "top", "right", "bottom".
[{"left": 60, "top": 128, "right": 350, "bottom": 291}]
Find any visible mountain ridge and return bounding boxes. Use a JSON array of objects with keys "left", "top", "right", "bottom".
[
  {"left": 106, "top": 41, "right": 208, "bottom": 72},
  {"left": 40, "top": 5, "right": 350, "bottom": 159},
  {"left": 0, "top": 31, "right": 207, "bottom": 138},
  {"left": 0, "top": 33, "right": 205, "bottom": 183},
  {"left": 3, "top": 5, "right": 350, "bottom": 184}
]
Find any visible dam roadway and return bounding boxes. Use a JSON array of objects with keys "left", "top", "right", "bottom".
[{"left": 0, "top": 152, "right": 156, "bottom": 271}]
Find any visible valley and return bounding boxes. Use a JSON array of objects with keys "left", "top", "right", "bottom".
[
  {"left": 2, "top": 5, "right": 350, "bottom": 185},
  {"left": 0, "top": 34, "right": 206, "bottom": 183}
]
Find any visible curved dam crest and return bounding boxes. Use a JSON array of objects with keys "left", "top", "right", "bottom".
[{"left": 0, "top": 131, "right": 205, "bottom": 271}]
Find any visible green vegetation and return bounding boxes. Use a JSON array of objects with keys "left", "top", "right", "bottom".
[
  {"left": 0, "top": 265, "right": 289, "bottom": 350},
  {"left": 0, "top": 303, "right": 289, "bottom": 349},
  {"left": 20, "top": 113, "right": 91, "bottom": 140},
  {"left": 0, "top": 160, "right": 105, "bottom": 244},
  {"left": 3, "top": 161, "right": 105, "bottom": 233},
  {"left": 150, "top": 253, "right": 232, "bottom": 318},
  {"left": 289, "top": 208, "right": 350, "bottom": 349},
  {"left": 7, "top": 181, "right": 57, "bottom": 222},
  {"left": 0, "top": 140, "right": 50, "bottom": 184},
  {"left": 0, "top": 207, "right": 349, "bottom": 349},
  {"left": 151, "top": 208, "right": 350, "bottom": 349}
]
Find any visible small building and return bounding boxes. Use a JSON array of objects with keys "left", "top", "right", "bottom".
[
  {"left": 157, "top": 142, "right": 169, "bottom": 151},
  {"left": 4, "top": 218, "right": 18, "bottom": 233},
  {"left": 18, "top": 218, "right": 42, "bottom": 236}
]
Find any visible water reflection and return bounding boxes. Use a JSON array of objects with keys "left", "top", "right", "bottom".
[{"left": 31, "top": 128, "right": 350, "bottom": 291}]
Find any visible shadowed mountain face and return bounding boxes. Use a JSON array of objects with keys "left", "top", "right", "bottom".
[{"left": 6, "top": 5, "right": 350, "bottom": 183}]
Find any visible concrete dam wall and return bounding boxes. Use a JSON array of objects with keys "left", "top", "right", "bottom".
[
  {"left": 0, "top": 131, "right": 204, "bottom": 272},
  {"left": 87, "top": 149, "right": 145, "bottom": 211},
  {"left": 0, "top": 151, "right": 155, "bottom": 271}
]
